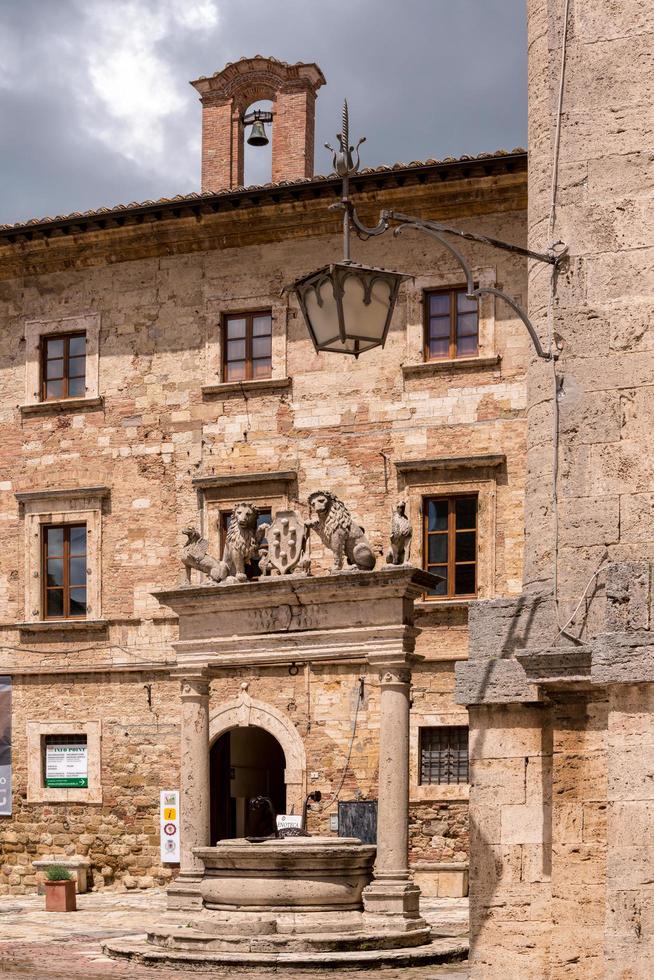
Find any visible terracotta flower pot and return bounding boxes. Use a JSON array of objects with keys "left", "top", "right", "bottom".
[{"left": 45, "top": 878, "right": 76, "bottom": 912}]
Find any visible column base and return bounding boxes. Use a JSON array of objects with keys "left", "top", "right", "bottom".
[
  {"left": 167, "top": 872, "right": 204, "bottom": 910},
  {"left": 362, "top": 879, "right": 427, "bottom": 931}
]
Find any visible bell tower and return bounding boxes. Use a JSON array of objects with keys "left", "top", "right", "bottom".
[{"left": 190, "top": 56, "right": 326, "bottom": 193}]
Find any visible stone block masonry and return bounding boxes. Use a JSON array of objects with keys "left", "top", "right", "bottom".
[{"left": 0, "top": 105, "right": 529, "bottom": 895}]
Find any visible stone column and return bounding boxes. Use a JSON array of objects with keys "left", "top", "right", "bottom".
[
  {"left": 363, "top": 660, "right": 425, "bottom": 930},
  {"left": 168, "top": 670, "right": 211, "bottom": 910}
]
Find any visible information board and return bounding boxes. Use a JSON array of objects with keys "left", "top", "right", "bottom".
[
  {"left": 0, "top": 677, "right": 11, "bottom": 816},
  {"left": 160, "top": 790, "right": 180, "bottom": 863},
  {"left": 45, "top": 743, "right": 88, "bottom": 788},
  {"left": 338, "top": 800, "right": 378, "bottom": 844}
]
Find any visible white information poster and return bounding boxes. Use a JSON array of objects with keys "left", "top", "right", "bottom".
[
  {"left": 160, "top": 789, "right": 180, "bottom": 863},
  {"left": 276, "top": 814, "right": 302, "bottom": 832},
  {"left": 45, "top": 743, "right": 88, "bottom": 788},
  {"left": 0, "top": 677, "right": 11, "bottom": 816}
]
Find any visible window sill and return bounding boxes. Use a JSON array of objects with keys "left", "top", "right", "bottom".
[
  {"left": 17, "top": 619, "right": 108, "bottom": 633},
  {"left": 202, "top": 377, "right": 292, "bottom": 398},
  {"left": 415, "top": 598, "right": 474, "bottom": 610},
  {"left": 20, "top": 396, "right": 104, "bottom": 416},
  {"left": 402, "top": 355, "right": 501, "bottom": 378},
  {"left": 411, "top": 783, "right": 470, "bottom": 803}
]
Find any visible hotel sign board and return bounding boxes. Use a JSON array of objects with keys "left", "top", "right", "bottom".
[
  {"left": 0, "top": 677, "right": 10, "bottom": 816},
  {"left": 160, "top": 790, "right": 180, "bottom": 863},
  {"left": 45, "top": 743, "right": 88, "bottom": 788}
]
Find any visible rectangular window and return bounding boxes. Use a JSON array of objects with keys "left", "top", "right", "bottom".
[
  {"left": 219, "top": 508, "right": 272, "bottom": 578},
  {"left": 42, "top": 523, "right": 87, "bottom": 619},
  {"left": 419, "top": 726, "right": 469, "bottom": 785},
  {"left": 43, "top": 734, "right": 88, "bottom": 788},
  {"left": 423, "top": 495, "right": 477, "bottom": 598},
  {"left": 40, "top": 333, "right": 86, "bottom": 400},
  {"left": 223, "top": 312, "right": 272, "bottom": 382},
  {"left": 424, "top": 288, "right": 478, "bottom": 360}
]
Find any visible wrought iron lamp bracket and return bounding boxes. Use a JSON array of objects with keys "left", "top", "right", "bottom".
[{"left": 327, "top": 101, "right": 567, "bottom": 361}]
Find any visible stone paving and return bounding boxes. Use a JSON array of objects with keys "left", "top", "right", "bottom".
[{"left": 0, "top": 889, "right": 469, "bottom": 978}]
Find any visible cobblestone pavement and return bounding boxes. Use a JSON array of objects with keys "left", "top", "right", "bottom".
[{"left": 0, "top": 890, "right": 469, "bottom": 978}]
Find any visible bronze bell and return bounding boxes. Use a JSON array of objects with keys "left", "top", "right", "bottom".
[{"left": 246, "top": 119, "right": 269, "bottom": 147}]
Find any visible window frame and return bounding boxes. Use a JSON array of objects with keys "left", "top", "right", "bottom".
[
  {"left": 423, "top": 286, "right": 479, "bottom": 361},
  {"left": 40, "top": 331, "right": 87, "bottom": 402},
  {"left": 418, "top": 725, "right": 469, "bottom": 786},
  {"left": 422, "top": 493, "right": 478, "bottom": 600},
  {"left": 221, "top": 310, "right": 273, "bottom": 383},
  {"left": 41, "top": 522, "right": 87, "bottom": 621}
]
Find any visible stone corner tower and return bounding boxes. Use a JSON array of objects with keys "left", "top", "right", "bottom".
[{"left": 190, "top": 55, "right": 326, "bottom": 193}]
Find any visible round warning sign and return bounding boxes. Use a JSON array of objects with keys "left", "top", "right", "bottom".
[{"left": 163, "top": 822, "right": 177, "bottom": 836}]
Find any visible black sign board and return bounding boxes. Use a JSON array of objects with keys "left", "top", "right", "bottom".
[
  {"left": 338, "top": 800, "right": 377, "bottom": 844},
  {"left": 0, "top": 676, "right": 11, "bottom": 816}
]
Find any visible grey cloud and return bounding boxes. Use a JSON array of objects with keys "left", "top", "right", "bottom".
[{"left": 0, "top": 0, "right": 526, "bottom": 225}]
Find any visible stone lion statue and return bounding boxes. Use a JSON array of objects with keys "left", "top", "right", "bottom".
[
  {"left": 306, "top": 491, "right": 376, "bottom": 573},
  {"left": 221, "top": 502, "right": 269, "bottom": 583}
]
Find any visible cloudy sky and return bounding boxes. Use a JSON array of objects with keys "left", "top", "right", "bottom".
[{"left": 0, "top": 0, "right": 526, "bottom": 226}]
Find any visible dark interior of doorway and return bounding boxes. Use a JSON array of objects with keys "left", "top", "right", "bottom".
[{"left": 210, "top": 726, "right": 286, "bottom": 842}]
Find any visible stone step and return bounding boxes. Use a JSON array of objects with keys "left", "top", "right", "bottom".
[
  {"left": 147, "top": 924, "right": 432, "bottom": 953},
  {"left": 105, "top": 935, "right": 469, "bottom": 969}
]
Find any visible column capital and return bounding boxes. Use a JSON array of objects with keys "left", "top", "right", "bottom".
[
  {"left": 379, "top": 666, "right": 411, "bottom": 687},
  {"left": 175, "top": 669, "right": 211, "bottom": 700}
]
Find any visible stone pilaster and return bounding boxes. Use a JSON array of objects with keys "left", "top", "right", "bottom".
[{"left": 167, "top": 669, "right": 211, "bottom": 910}]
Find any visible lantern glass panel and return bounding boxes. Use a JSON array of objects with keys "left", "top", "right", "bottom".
[
  {"left": 341, "top": 273, "right": 392, "bottom": 341},
  {"left": 304, "top": 278, "right": 340, "bottom": 346}
]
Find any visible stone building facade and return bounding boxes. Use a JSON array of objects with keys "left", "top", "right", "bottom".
[
  {"left": 457, "top": 1, "right": 654, "bottom": 977},
  {"left": 0, "top": 57, "right": 529, "bottom": 897}
]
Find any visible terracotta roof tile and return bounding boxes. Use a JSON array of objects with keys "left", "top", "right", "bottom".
[{"left": 0, "top": 148, "right": 526, "bottom": 235}]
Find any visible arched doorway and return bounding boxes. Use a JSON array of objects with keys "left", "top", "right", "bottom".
[{"left": 210, "top": 726, "right": 286, "bottom": 840}]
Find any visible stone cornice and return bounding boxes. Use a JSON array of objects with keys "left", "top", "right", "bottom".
[
  {"left": 192, "top": 470, "right": 297, "bottom": 490},
  {"left": 0, "top": 158, "right": 527, "bottom": 278},
  {"left": 14, "top": 485, "right": 111, "bottom": 503},
  {"left": 395, "top": 454, "right": 506, "bottom": 475}
]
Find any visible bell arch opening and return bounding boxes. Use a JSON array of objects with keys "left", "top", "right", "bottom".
[
  {"left": 210, "top": 725, "right": 286, "bottom": 841},
  {"left": 243, "top": 99, "right": 273, "bottom": 187}
]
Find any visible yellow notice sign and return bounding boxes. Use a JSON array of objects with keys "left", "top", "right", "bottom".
[{"left": 163, "top": 807, "right": 176, "bottom": 820}]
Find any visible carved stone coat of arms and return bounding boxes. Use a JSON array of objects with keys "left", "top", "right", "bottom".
[{"left": 261, "top": 510, "right": 311, "bottom": 577}]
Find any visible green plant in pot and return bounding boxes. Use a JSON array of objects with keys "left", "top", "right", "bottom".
[{"left": 44, "top": 864, "right": 77, "bottom": 912}]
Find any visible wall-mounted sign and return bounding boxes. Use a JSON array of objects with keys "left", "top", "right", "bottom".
[
  {"left": 45, "top": 743, "right": 88, "bottom": 788},
  {"left": 0, "top": 677, "right": 11, "bottom": 816},
  {"left": 160, "top": 790, "right": 180, "bottom": 863}
]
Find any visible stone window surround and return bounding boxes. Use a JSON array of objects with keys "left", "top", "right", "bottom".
[
  {"left": 193, "top": 471, "right": 298, "bottom": 556},
  {"left": 202, "top": 296, "right": 289, "bottom": 396},
  {"left": 21, "top": 313, "right": 101, "bottom": 414},
  {"left": 403, "top": 267, "right": 497, "bottom": 375},
  {"left": 16, "top": 486, "right": 109, "bottom": 625},
  {"left": 396, "top": 455, "right": 504, "bottom": 604},
  {"left": 410, "top": 714, "right": 470, "bottom": 803},
  {"left": 26, "top": 720, "right": 102, "bottom": 804}
]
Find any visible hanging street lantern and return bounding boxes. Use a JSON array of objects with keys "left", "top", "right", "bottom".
[
  {"left": 288, "top": 100, "right": 566, "bottom": 361},
  {"left": 292, "top": 260, "right": 409, "bottom": 357}
]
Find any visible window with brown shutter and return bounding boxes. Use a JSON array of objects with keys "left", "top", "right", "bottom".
[
  {"left": 424, "top": 287, "right": 478, "bottom": 360},
  {"left": 222, "top": 312, "right": 272, "bottom": 382},
  {"left": 42, "top": 524, "right": 87, "bottom": 619},
  {"left": 419, "top": 726, "right": 469, "bottom": 785},
  {"left": 40, "top": 333, "right": 86, "bottom": 400},
  {"left": 423, "top": 494, "right": 478, "bottom": 599}
]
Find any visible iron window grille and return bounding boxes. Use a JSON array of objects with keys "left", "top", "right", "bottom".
[
  {"left": 424, "top": 287, "right": 478, "bottom": 361},
  {"left": 419, "top": 726, "right": 469, "bottom": 785}
]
